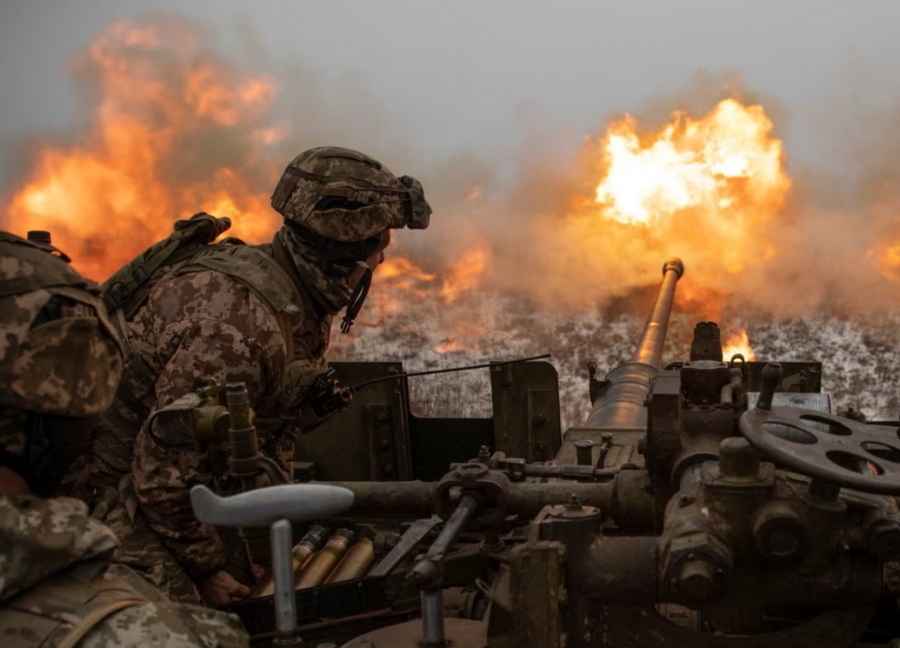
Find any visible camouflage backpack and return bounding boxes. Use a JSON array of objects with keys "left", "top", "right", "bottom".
[
  {"left": 102, "top": 213, "right": 233, "bottom": 336},
  {"left": 101, "top": 213, "right": 303, "bottom": 353}
]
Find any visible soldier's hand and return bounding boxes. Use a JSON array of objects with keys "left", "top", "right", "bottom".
[
  {"left": 251, "top": 563, "right": 268, "bottom": 580},
  {"left": 200, "top": 570, "right": 251, "bottom": 607}
]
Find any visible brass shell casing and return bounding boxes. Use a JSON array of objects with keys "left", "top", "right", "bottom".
[
  {"left": 295, "top": 530, "right": 356, "bottom": 589},
  {"left": 325, "top": 538, "right": 375, "bottom": 584},
  {"left": 251, "top": 525, "right": 330, "bottom": 598}
]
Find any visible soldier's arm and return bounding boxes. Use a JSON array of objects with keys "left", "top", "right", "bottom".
[{"left": 132, "top": 300, "right": 284, "bottom": 589}]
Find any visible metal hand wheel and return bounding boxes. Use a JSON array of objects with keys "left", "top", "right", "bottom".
[{"left": 740, "top": 405, "right": 900, "bottom": 495}]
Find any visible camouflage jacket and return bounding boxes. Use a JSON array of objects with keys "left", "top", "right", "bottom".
[
  {"left": 85, "top": 243, "right": 332, "bottom": 581},
  {"left": 0, "top": 494, "right": 248, "bottom": 647}
]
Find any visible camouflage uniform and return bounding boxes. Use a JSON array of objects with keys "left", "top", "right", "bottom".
[
  {"left": 78, "top": 147, "right": 431, "bottom": 602},
  {"left": 0, "top": 231, "right": 249, "bottom": 647}
]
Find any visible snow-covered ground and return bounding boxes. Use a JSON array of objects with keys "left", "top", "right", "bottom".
[{"left": 329, "top": 291, "right": 900, "bottom": 430}]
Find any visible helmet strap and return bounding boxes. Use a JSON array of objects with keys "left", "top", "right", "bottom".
[{"left": 341, "top": 264, "right": 372, "bottom": 334}]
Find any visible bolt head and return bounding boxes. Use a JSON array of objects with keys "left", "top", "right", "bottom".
[{"left": 678, "top": 560, "right": 717, "bottom": 602}]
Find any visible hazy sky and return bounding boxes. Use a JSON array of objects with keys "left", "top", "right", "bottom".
[{"left": 2, "top": 0, "right": 899, "bottom": 187}]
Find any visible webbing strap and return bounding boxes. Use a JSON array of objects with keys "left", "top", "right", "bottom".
[{"left": 55, "top": 597, "right": 145, "bottom": 648}]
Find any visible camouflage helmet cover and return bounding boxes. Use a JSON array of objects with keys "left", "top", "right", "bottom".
[
  {"left": 271, "top": 146, "right": 431, "bottom": 242},
  {"left": 0, "top": 233, "right": 124, "bottom": 457}
]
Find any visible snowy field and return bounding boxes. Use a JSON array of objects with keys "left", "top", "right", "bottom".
[{"left": 329, "top": 293, "right": 900, "bottom": 430}]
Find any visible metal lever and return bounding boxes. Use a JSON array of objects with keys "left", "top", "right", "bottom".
[
  {"left": 190, "top": 483, "right": 354, "bottom": 527},
  {"left": 190, "top": 484, "right": 355, "bottom": 646}
]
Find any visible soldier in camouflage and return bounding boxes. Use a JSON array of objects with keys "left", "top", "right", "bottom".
[
  {"left": 77, "top": 147, "right": 431, "bottom": 606},
  {"left": 0, "top": 231, "right": 248, "bottom": 647}
]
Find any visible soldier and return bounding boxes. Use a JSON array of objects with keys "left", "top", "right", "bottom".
[
  {"left": 0, "top": 230, "right": 248, "bottom": 647},
  {"left": 77, "top": 147, "right": 431, "bottom": 606}
]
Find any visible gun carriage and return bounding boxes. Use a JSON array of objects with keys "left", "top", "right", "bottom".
[{"left": 193, "top": 257, "right": 900, "bottom": 648}]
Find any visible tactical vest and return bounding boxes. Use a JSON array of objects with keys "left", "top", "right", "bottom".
[
  {"left": 102, "top": 213, "right": 303, "bottom": 357},
  {"left": 0, "top": 559, "right": 145, "bottom": 648},
  {"left": 88, "top": 215, "right": 324, "bottom": 496}
]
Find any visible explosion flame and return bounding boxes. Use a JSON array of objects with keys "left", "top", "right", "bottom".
[
  {"left": 722, "top": 329, "right": 756, "bottom": 362},
  {"left": 4, "top": 20, "right": 282, "bottom": 281},
  {"left": 3, "top": 18, "right": 789, "bottom": 362}
]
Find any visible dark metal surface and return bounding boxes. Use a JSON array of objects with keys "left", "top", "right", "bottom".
[
  {"left": 231, "top": 576, "right": 394, "bottom": 635},
  {"left": 490, "top": 361, "right": 562, "bottom": 462},
  {"left": 296, "top": 362, "right": 412, "bottom": 481},
  {"left": 741, "top": 361, "right": 823, "bottom": 393},
  {"left": 369, "top": 516, "right": 442, "bottom": 577},
  {"left": 741, "top": 405, "right": 900, "bottom": 494},
  {"left": 301, "top": 360, "right": 561, "bottom": 482},
  {"left": 409, "top": 415, "right": 494, "bottom": 482}
]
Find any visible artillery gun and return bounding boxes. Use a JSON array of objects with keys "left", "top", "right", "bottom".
[{"left": 211, "top": 257, "right": 900, "bottom": 648}]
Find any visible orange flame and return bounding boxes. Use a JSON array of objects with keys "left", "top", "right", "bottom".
[
  {"left": 722, "top": 329, "right": 756, "bottom": 361},
  {"left": 439, "top": 248, "right": 489, "bottom": 304},
  {"left": 544, "top": 99, "right": 791, "bottom": 292},
  {"left": 435, "top": 339, "right": 463, "bottom": 354},
  {"left": 4, "top": 20, "right": 282, "bottom": 281},
  {"left": 595, "top": 99, "right": 788, "bottom": 225},
  {"left": 869, "top": 244, "right": 900, "bottom": 282}
]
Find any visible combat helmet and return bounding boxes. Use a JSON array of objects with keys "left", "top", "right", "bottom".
[
  {"left": 271, "top": 146, "right": 431, "bottom": 242},
  {"left": 271, "top": 147, "right": 432, "bottom": 331},
  {"left": 0, "top": 231, "right": 123, "bottom": 496}
]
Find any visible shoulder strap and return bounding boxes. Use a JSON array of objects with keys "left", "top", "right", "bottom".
[
  {"left": 56, "top": 598, "right": 144, "bottom": 648},
  {"left": 0, "top": 559, "right": 145, "bottom": 648},
  {"left": 102, "top": 213, "right": 231, "bottom": 317},
  {"left": 101, "top": 214, "right": 232, "bottom": 349}
]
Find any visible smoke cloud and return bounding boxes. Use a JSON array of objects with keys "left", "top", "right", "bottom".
[{"left": 3, "top": 15, "right": 900, "bottom": 327}]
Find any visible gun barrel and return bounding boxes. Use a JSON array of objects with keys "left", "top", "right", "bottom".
[{"left": 584, "top": 258, "right": 684, "bottom": 430}]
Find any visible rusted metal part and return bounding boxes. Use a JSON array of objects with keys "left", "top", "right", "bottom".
[
  {"left": 295, "top": 362, "right": 412, "bottom": 481},
  {"left": 369, "top": 516, "right": 442, "bottom": 577},
  {"left": 741, "top": 404, "right": 900, "bottom": 495},
  {"left": 367, "top": 403, "right": 398, "bottom": 480},
  {"left": 575, "top": 440, "right": 594, "bottom": 466},
  {"left": 507, "top": 540, "right": 567, "bottom": 648},
  {"left": 323, "top": 481, "right": 437, "bottom": 516},
  {"left": 491, "top": 361, "right": 562, "bottom": 462},
  {"left": 690, "top": 321, "right": 723, "bottom": 362},
  {"left": 585, "top": 257, "right": 683, "bottom": 430},
  {"left": 611, "top": 468, "right": 659, "bottom": 534},
  {"left": 576, "top": 536, "right": 659, "bottom": 605},
  {"left": 408, "top": 495, "right": 480, "bottom": 589},
  {"left": 322, "top": 479, "right": 615, "bottom": 520},
  {"left": 506, "top": 483, "right": 614, "bottom": 517},
  {"left": 507, "top": 462, "right": 618, "bottom": 481},
  {"left": 434, "top": 464, "right": 508, "bottom": 525}
]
